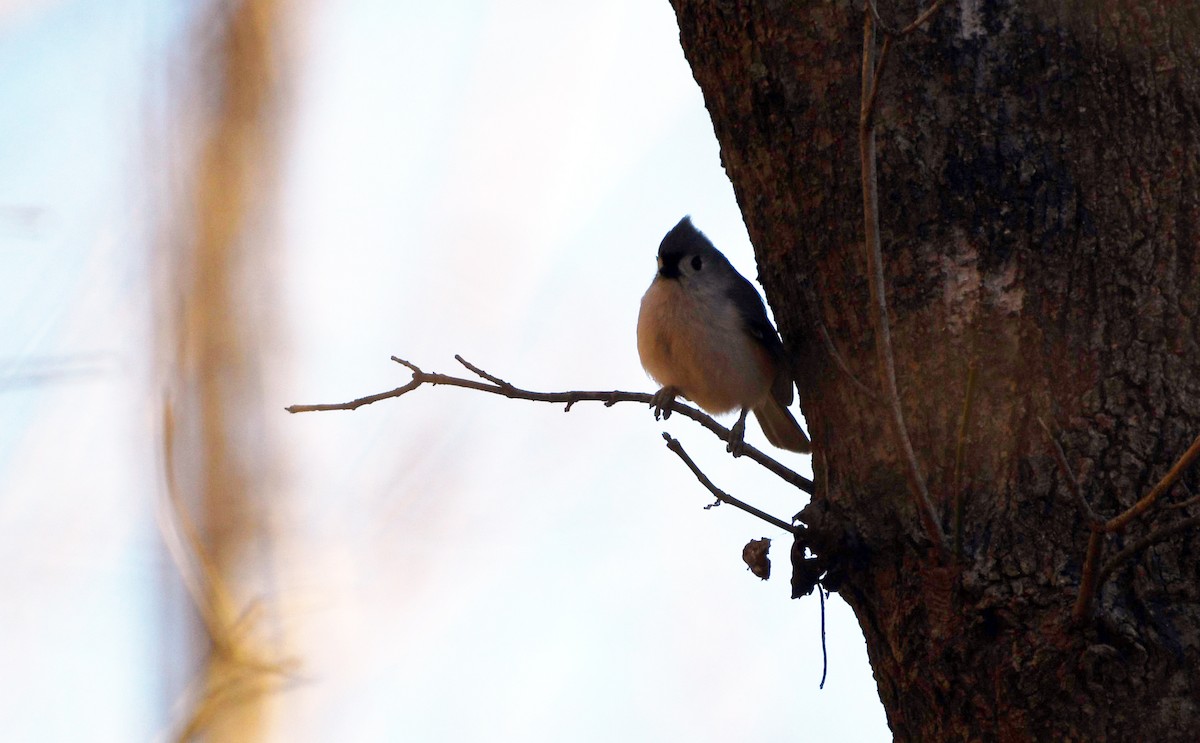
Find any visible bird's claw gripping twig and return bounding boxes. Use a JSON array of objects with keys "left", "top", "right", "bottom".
[{"left": 650, "top": 386, "right": 680, "bottom": 421}]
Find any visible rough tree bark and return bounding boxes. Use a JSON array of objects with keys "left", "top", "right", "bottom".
[{"left": 671, "top": 1, "right": 1200, "bottom": 740}]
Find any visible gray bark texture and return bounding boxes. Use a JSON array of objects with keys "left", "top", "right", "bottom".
[{"left": 670, "top": 1, "right": 1200, "bottom": 739}]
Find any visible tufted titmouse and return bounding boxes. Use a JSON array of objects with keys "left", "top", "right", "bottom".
[{"left": 637, "top": 216, "right": 811, "bottom": 454}]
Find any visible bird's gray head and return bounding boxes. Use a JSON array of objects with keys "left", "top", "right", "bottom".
[{"left": 655, "top": 216, "right": 733, "bottom": 283}]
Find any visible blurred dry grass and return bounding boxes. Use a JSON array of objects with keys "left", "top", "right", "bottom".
[{"left": 158, "top": 0, "right": 293, "bottom": 739}]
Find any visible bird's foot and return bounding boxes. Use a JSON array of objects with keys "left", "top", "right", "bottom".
[
  {"left": 727, "top": 408, "right": 750, "bottom": 458},
  {"left": 650, "top": 386, "right": 680, "bottom": 421}
]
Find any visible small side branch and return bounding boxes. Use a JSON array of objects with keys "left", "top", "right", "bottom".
[
  {"left": 1098, "top": 515, "right": 1200, "bottom": 586},
  {"left": 1054, "top": 430, "right": 1200, "bottom": 623},
  {"left": 1038, "top": 417, "right": 1104, "bottom": 527},
  {"left": 455, "top": 354, "right": 514, "bottom": 388},
  {"left": 1071, "top": 530, "right": 1105, "bottom": 624},
  {"left": 663, "top": 433, "right": 798, "bottom": 534},
  {"left": 860, "top": 7, "right": 947, "bottom": 554},
  {"left": 1073, "top": 433, "right": 1200, "bottom": 620},
  {"left": 951, "top": 360, "right": 978, "bottom": 558},
  {"left": 817, "top": 322, "right": 881, "bottom": 402},
  {"left": 867, "top": 0, "right": 951, "bottom": 36},
  {"left": 1165, "top": 484, "right": 1200, "bottom": 511},
  {"left": 285, "top": 379, "right": 422, "bottom": 413},
  {"left": 287, "top": 355, "right": 815, "bottom": 495},
  {"left": 1104, "top": 434, "right": 1200, "bottom": 533},
  {"left": 899, "top": 0, "right": 951, "bottom": 35}
]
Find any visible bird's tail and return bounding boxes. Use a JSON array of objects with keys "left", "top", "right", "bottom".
[{"left": 753, "top": 399, "right": 811, "bottom": 453}]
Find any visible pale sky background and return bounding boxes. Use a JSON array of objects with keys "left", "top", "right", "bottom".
[{"left": 0, "top": 1, "right": 890, "bottom": 741}]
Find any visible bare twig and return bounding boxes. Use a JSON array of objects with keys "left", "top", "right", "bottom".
[
  {"left": 951, "top": 360, "right": 978, "bottom": 558},
  {"left": 1071, "top": 529, "right": 1105, "bottom": 624},
  {"left": 817, "top": 322, "right": 881, "bottom": 402},
  {"left": 899, "top": 0, "right": 952, "bottom": 35},
  {"left": 867, "top": 0, "right": 953, "bottom": 37},
  {"left": 863, "top": 33, "right": 892, "bottom": 129},
  {"left": 1104, "top": 434, "right": 1200, "bottom": 533},
  {"left": 662, "top": 433, "right": 798, "bottom": 534},
  {"left": 1063, "top": 432, "right": 1200, "bottom": 623},
  {"left": 288, "top": 355, "right": 815, "bottom": 495},
  {"left": 455, "top": 353, "right": 513, "bottom": 388},
  {"left": 1165, "top": 486, "right": 1200, "bottom": 511},
  {"left": 864, "top": 0, "right": 897, "bottom": 35},
  {"left": 860, "top": 8, "right": 946, "bottom": 553},
  {"left": 1037, "top": 417, "right": 1103, "bottom": 527},
  {"left": 1098, "top": 514, "right": 1200, "bottom": 585},
  {"left": 285, "top": 379, "right": 423, "bottom": 413}
]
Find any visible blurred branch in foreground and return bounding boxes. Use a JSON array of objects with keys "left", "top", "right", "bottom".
[
  {"left": 0, "top": 353, "right": 115, "bottom": 392},
  {"left": 159, "top": 404, "right": 299, "bottom": 743},
  {"left": 157, "top": 0, "right": 290, "bottom": 739}
]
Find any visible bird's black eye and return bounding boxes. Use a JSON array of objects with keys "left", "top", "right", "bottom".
[{"left": 691, "top": 255, "right": 703, "bottom": 271}]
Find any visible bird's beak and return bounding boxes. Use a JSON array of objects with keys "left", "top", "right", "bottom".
[{"left": 656, "top": 255, "right": 681, "bottom": 279}]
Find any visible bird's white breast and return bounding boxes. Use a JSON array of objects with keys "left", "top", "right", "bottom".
[{"left": 637, "top": 276, "right": 774, "bottom": 415}]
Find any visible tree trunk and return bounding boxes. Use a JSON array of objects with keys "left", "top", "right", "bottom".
[{"left": 671, "top": 1, "right": 1200, "bottom": 739}]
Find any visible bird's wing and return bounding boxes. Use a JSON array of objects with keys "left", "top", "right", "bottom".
[{"left": 725, "top": 273, "right": 795, "bottom": 406}]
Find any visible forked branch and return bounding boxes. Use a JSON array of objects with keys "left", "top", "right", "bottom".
[
  {"left": 287, "top": 355, "right": 815, "bottom": 496},
  {"left": 1044, "top": 424, "right": 1200, "bottom": 623}
]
